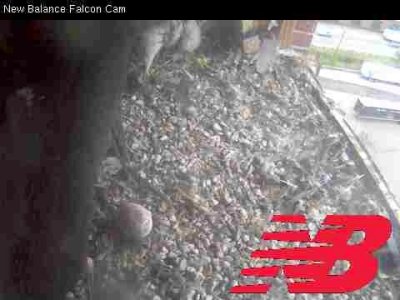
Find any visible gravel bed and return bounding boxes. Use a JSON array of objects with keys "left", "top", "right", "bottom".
[{"left": 69, "top": 50, "right": 397, "bottom": 300}]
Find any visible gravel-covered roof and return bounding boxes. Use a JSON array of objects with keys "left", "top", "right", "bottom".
[{"left": 71, "top": 49, "right": 396, "bottom": 300}]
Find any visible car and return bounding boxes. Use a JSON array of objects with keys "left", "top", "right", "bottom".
[
  {"left": 383, "top": 23, "right": 400, "bottom": 46},
  {"left": 315, "top": 24, "right": 334, "bottom": 38},
  {"left": 360, "top": 61, "right": 400, "bottom": 85}
]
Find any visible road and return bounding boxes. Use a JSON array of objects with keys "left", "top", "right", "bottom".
[
  {"left": 312, "top": 22, "right": 399, "bottom": 58},
  {"left": 319, "top": 68, "right": 400, "bottom": 100},
  {"left": 319, "top": 69, "right": 400, "bottom": 204}
]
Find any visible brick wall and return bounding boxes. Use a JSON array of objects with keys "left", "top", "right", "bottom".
[{"left": 291, "top": 20, "right": 318, "bottom": 49}]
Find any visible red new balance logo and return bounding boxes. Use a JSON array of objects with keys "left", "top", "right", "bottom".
[{"left": 230, "top": 215, "right": 392, "bottom": 295}]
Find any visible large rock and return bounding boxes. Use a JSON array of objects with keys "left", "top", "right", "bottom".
[
  {"left": 180, "top": 20, "right": 201, "bottom": 52},
  {"left": 117, "top": 201, "right": 153, "bottom": 241},
  {"left": 141, "top": 20, "right": 200, "bottom": 75}
]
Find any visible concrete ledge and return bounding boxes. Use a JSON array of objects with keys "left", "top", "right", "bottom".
[
  {"left": 320, "top": 94, "right": 398, "bottom": 210},
  {"left": 341, "top": 117, "right": 398, "bottom": 208},
  {"left": 315, "top": 87, "right": 399, "bottom": 205},
  {"left": 318, "top": 93, "right": 400, "bottom": 255}
]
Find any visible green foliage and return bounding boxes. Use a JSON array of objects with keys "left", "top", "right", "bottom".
[
  {"left": 241, "top": 20, "right": 255, "bottom": 33},
  {"left": 148, "top": 67, "right": 160, "bottom": 80},
  {"left": 310, "top": 46, "right": 400, "bottom": 70},
  {"left": 396, "top": 50, "right": 400, "bottom": 64},
  {"left": 190, "top": 54, "right": 210, "bottom": 70},
  {"left": 116, "top": 248, "right": 135, "bottom": 271}
]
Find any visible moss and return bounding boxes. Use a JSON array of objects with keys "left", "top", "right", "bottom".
[
  {"left": 189, "top": 54, "right": 210, "bottom": 70},
  {"left": 148, "top": 67, "right": 160, "bottom": 80}
]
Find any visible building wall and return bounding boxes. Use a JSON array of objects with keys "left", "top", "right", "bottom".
[{"left": 291, "top": 20, "right": 317, "bottom": 49}]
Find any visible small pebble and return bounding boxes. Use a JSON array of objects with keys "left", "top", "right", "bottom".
[
  {"left": 179, "top": 258, "right": 187, "bottom": 271},
  {"left": 212, "top": 123, "right": 222, "bottom": 132}
]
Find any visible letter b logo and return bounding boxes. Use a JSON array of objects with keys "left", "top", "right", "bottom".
[{"left": 231, "top": 215, "right": 392, "bottom": 294}]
